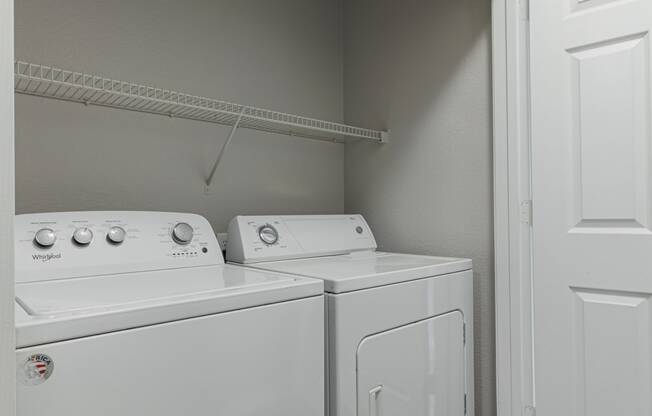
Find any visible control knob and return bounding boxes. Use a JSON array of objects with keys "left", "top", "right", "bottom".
[
  {"left": 34, "top": 228, "right": 56, "bottom": 248},
  {"left": 107, "top": 226, "right": 127, "bottom": 244},
  {"left": 172, "top": 222, "right": 194, "bottom": 245},
  {"left": 258, "top": 224, "right": 279, "bottom": 245},
  {"left": 73, "top": 227, "right": 94, "bottom": 246}
]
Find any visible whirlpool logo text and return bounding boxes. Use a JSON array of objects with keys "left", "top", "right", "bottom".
[{"left": 32, "top": 253, "right": 62, "bottom": 262}]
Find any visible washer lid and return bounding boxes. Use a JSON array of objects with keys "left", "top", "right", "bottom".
[
  {"left": 15, "top": 264, "right": 322, "bottom": 347},
  {"left": 249, "top": 251, "right": 472, "bottom": 293}
]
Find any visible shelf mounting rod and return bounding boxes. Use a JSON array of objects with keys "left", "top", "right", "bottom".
[{"left": 206, "top": 107, "right": 246, "bottom": 188}]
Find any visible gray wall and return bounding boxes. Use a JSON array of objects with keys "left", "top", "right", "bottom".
[
  {"left": 16, "top": 0, "right": 495, "bottom": 414},
  {"left": 15, "top": 0, "right": 345, "bottom": 232},
  {"left": 343, "top": 1, "right": 494, "bottom": 415}
]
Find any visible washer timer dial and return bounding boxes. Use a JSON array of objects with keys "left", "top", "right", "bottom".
[
  {"left": 258, "top": 224, "right": 279, "bottom": 245},
  {"left": 172, "top": 222, "right": 194, "bottom": 245}
]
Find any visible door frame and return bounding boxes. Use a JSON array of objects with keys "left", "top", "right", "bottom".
[
  {"left": 0, "top": 0, "right": 15, "bottom": 415},
  {"left": 492, "top": 0, "right": 534, "bottom": 415}
]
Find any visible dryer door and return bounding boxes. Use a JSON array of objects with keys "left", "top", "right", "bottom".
[{"left": 357, "top": 311, "right": 466, "bottom": 416}]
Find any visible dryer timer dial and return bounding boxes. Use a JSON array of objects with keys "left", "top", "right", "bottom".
[{"left": 258, "top": 224, "right": 279, "bottom": 245}]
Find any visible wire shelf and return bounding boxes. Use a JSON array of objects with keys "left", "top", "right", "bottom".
[{"left": 14, "top": 61, "right": 388, "bottom": 143}]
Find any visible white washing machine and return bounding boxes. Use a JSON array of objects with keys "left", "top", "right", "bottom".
[
  {"left": 226, "top": 215, "right": 474, "bottom": 416},
  {"left": 14, "top": 211, "right": 324, "bottom": 416}
]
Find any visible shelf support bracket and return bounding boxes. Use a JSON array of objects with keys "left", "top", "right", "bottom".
[{"left": 205, "top": 107, "right": 246, "bottom": 189}]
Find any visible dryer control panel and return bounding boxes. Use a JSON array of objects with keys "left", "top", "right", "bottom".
[
  {"left": 15, "top": 211, "right": 221, "bottom": 283},
  {"left": 226, "top": 215, "right": 377, "bottom": 264}
]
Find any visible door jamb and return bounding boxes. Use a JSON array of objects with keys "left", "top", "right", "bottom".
[
  {"left": 492, "top": 0, "right": 534, "bottom": 415},
  {"left": 0, "top": 0, "right": 15, "bottom": 415}
]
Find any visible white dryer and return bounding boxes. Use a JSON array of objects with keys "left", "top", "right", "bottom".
[
  {"left": 15, "top": 211, "right": 324, "bottom": 416},
  {"left": 227, "top": 215, "right": 474, "bottom": 416}
]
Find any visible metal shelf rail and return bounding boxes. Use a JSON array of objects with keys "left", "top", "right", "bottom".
[{"left": 14, "top": 61, "right": 388, "bottom": 187}]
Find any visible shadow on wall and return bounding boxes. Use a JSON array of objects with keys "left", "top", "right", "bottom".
[
  {"left": 14, "top": 0, "right": 346, "bottom": 232},
  {"left": 344, "top": 0, "right": 491, "bottom": 152},
  {"left": 343, "top": 1, "right": 494, "bottom": 416}
]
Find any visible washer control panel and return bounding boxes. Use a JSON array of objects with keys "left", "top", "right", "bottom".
[
  {"left": 226, "top": 215, "right": 377, "bottom": 264},
  {"left": 16, "top": 211, "right": 221, "bottom": 283}
]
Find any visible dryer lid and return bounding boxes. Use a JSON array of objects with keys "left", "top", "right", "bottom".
[{"left": 249, "top": 251, "right": 472, "bottom": 293}]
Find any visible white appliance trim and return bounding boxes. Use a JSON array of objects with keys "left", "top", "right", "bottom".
[
  {"left": 0, "top": 0, "right": 15, "bottom": 414},
  {"left": 492, "top": 1, "right": 534, "bottom": 416}
]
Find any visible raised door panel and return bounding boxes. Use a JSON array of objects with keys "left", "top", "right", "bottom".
[
  {"left": 569, "top": 33, "right": 651, "bottom": 233},
  {"left": 570, "top": 0, "right": 629, "bottom": 13},
  {"left": 572, "top": 289, "right": 652, "bottom": 415}
]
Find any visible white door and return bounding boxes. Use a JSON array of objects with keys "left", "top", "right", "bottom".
[
  {"left": 356, "top": 311, "right": 465, "bottom": 416},
  {"left": 530, "top": 0, "right": 652, "bottom": 415}
]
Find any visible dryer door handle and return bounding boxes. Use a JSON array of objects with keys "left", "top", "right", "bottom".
[{"left": 369, "top": 385, "right": 383, "bottom": 416}]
